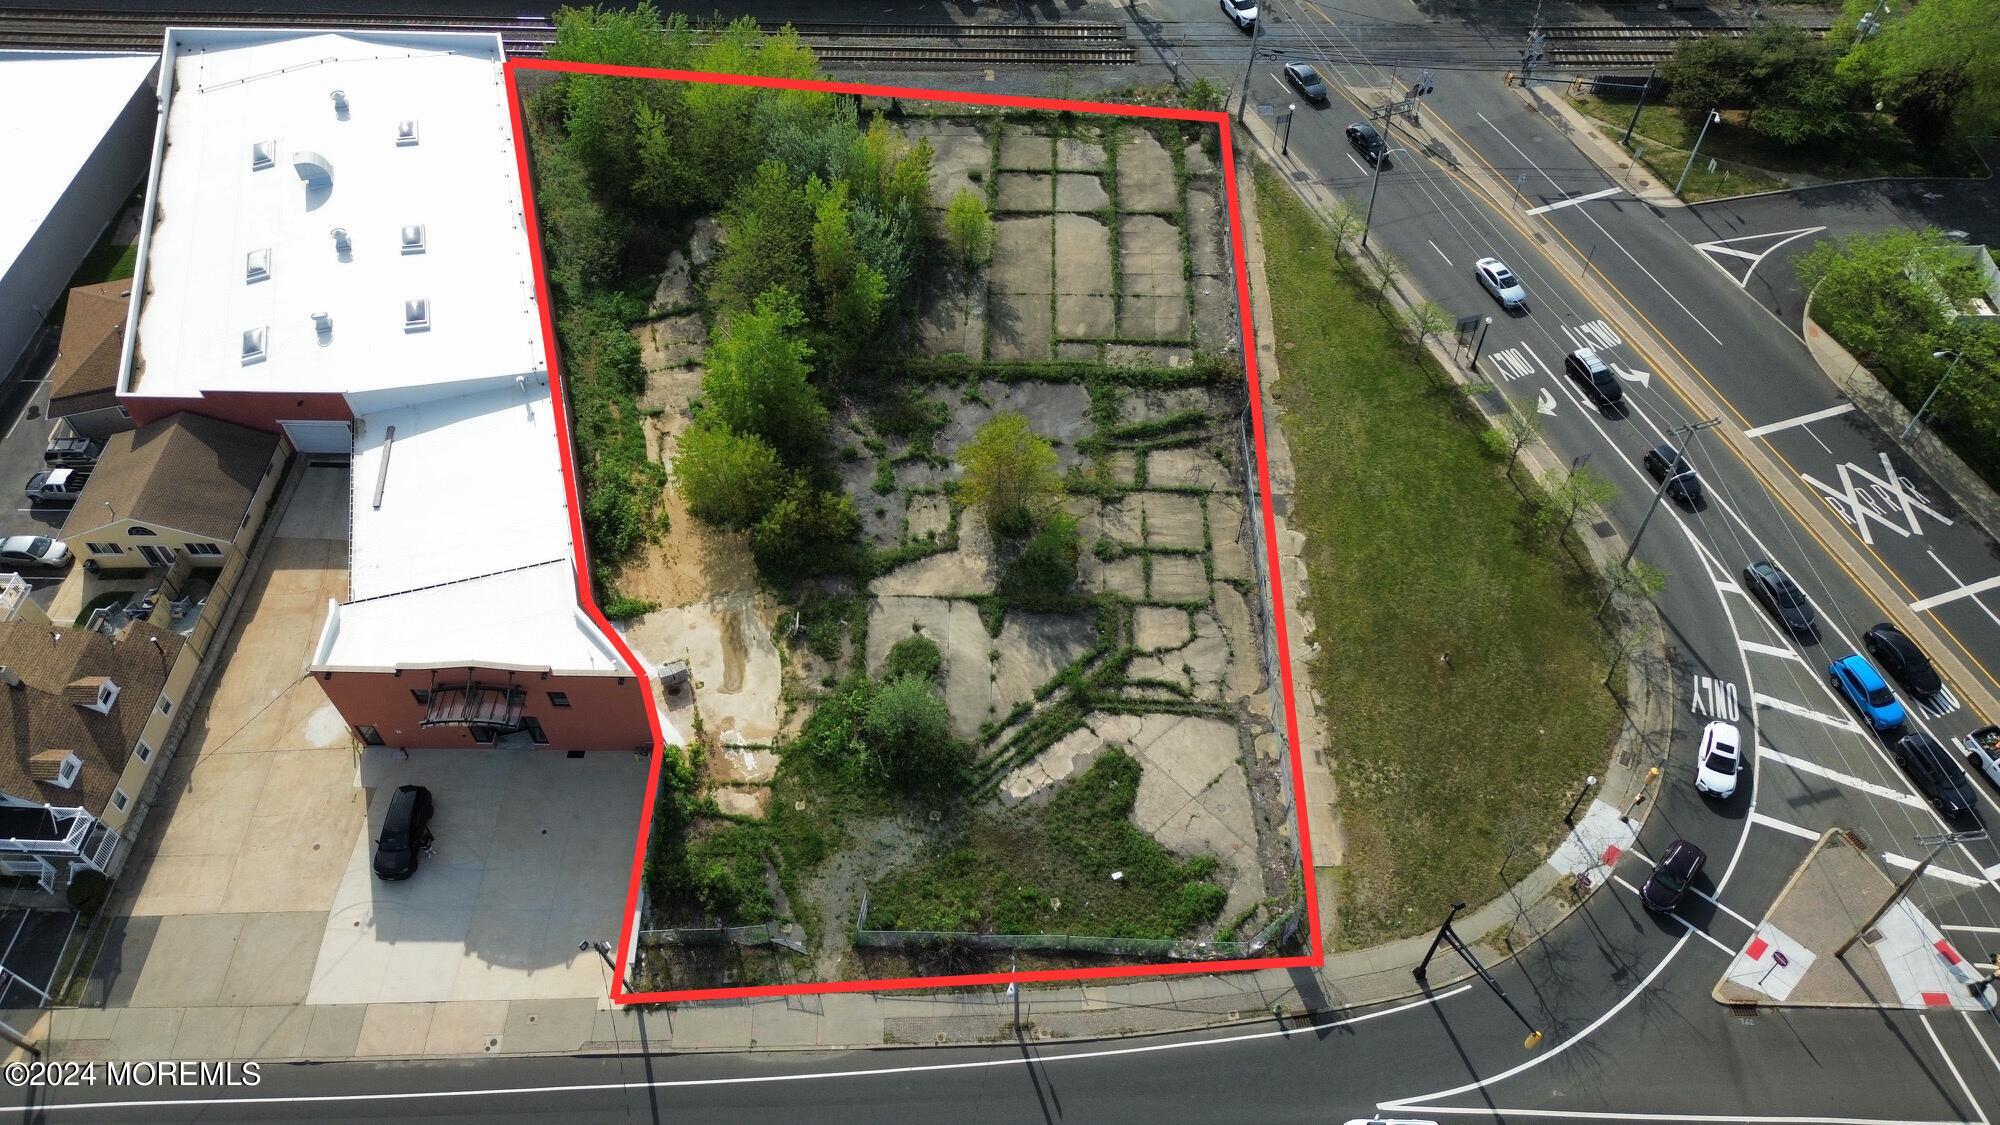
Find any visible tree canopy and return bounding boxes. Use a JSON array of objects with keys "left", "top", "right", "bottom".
[{"left": 958, "top": 413, "right": 1062, "bottom": 538}]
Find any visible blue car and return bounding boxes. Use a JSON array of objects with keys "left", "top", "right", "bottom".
[{"left": 1827, "top": 654, "right": 1907, "bottom": 732}]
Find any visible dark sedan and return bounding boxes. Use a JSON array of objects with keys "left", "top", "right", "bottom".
[
  {"left": 1283, "top": 62, "right": 1328, "bottom": 104},
  {"left": 372, "top": 784, "right": 435, "bottom": 881},
  {"left": 1743, "top": 560, "right": 1816, "bottom": 637},
  {"left": 1893, "top": 733, "right": 1980, "bottom": 816},
  {"left": 1643, "top": 444, "right": 1703, "bottom": 506},
  {"left": 1345, "top": 122, "right": 1389, "bottom": 166},
  {"left": 1863, "top": 623, "right": 1943, "bottom": 698},
  {"left": 1640, "top": 838, "right": 1706, "bottom": 914}
]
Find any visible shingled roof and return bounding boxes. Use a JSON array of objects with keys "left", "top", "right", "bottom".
[
  {"left": 48, "top": 280, "right": 132, "bottom": 418},
  {"left": 0, "top": 621, "right": 184, "bottom": 817},
  {"left": 61, "top": 413, "right": 278, "bottom": 543}
]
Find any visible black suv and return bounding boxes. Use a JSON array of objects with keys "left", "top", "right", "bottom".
[
  {"left": 372, "top": 784, "right": 435, "bottom": 881},
  {"left": 1345, "top": 122, "right": 1389, "bottom": 166},
  {"left": 1743, "top": 560, "right": 1816, "bottom": 637},
  {"left": 1643, "top": 444, "right": 1703, "bottom": 506},
  {"left": 1893, "top": 733, "right": 1980, "bottom": 816},
  {"left": 1863, "top": 623, "right": 1943, "bottom": 698},
  {"left": 1564, "top": 348, "right": 1623, "bottom": 408}
]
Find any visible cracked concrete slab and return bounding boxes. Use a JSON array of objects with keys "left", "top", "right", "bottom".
[
  {"left": 1149, "top": 555, "right": 1209, "bottom": 603},
  {"left": 1053, "top": 214, "right": 1113, "bottom": 294},
  {"left": 1141, "top": 491, "right": 1206, "bottom": 550},
  {"left": 1056, "top": 294, "right": 1116, "bottom": 340},
  {"left": 990, "top": 217, "right": 1053, "bottom": 293},
  {"left": 1116, "top": 131, "right": 1180, "bottom": 212},
  {"left": 1119, "top": 215, "right": 1186, "bottom": 300},
  {"left": 1055, "top": 173, "right": 1110, "bottom": 212},
  {"left": 998, "top": 126, "right": 1053, "bottom": 171},
  {"left": 1133, "top": 605, "right": 1191, "bottom": 652},
  {"left": 1118, "top": 294, "right": 1191, "bottom": 341},
  {"left": 996, "top": 172, "right": 1053, "bottom": 212},
  {"left": 987, "top": 291, "right": 1053, "bottom": 361},
  {"left": 1057, "top": 137, "right": 1107, "bottom": 171},
  {"left": 1148, "top": 447, "right": 1233, "bottom": 490}
]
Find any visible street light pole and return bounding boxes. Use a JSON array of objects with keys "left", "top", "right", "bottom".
[
  {"left": 1620, "top": 65, "right": 1658, "bottom": 149},
  {"left": 1621, "top": 417, "right": 1722, "bottom": 568},
  {"left": 1412, "top": 899, "right": 1467, "bottom": 983},
  {"left": 1282, "top": 103, "right": 1297, "bottom": 155},
  {"left": 1468, "top": 316, "right": 1493, "bottom": 370},
  {"left": 1903, "top": 349, "right": 1964, "bottom": 440},
  {"left": 1235, "top": 12, "right": 1260, "bottom": 124},
  {"left": 1564, "top": 775, "right": 1599, "bottom": 826},
  {"left": 1674, "top": 109, "right": 1721, "bottom": 197},
  {"left": 1361, "top": 146, "right": 1410, "bottom": 250},
  {"left": 1836, "top": 830, "right": 1988, "bottom": 959}
]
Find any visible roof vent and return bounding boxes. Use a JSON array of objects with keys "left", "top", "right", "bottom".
[
  {"left": 241, "top": 327, "right": 267, "bottom": 365},
  {"left": 400, "top": 225, "right": 426, "bottom": 255},
  {"left": 331, "top": 89, "right": 350, "bottom": 119},
  {"left": 396, "top": 119, "right": 419, "bottom": 146},
  {"left": 403, "top": 299, "right": 431, "bottom": 333},
  {"left": 250, "top": 140, "right": 275, "bottom": 171},
  {"left": 245, "top": 248, "right": 271, "bottom": 284},
  {"left": 330, "top": 228, "right": 351, "bottom": 259},
  {"left": 311, "top": 312, "right": 333, "bottom": 346},
  {"left": 292, "top": 150, "right": 333, "bottom": 190}
]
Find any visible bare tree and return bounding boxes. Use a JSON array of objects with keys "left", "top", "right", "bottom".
[
  {"left": 1369, "top": 251, "right": 1403, "bottom": 305},
  {"left": 1495, "top": 410, "right": 1544, "bottom": 478},
  {"left": 1324, "top": 200, "right": 1361, "bottom": 259},
  {"left": 1535, "top": 465, "right": 1616, "bottom": 543},
  {"left": 1404, "top": 300, "right": 1452, "bottom": 358}
]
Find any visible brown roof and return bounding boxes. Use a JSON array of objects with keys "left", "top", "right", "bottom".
[
  {"left": 26, "top": 750, "right": 71, "bottom": 782},
  {"left": 63, "top": 677, "right": 108, "bottom": 706},
  {"left": 48, "top": 281, "right": 132, "bottom": 417},
  {"left": 62, "top": 413, "right": 279, "bottom": 543},
  {"left": 0, "top": 620, "right": 185, "bottom": 816}
]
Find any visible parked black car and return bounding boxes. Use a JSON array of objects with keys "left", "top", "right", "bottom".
[
  {"left": 1893, "top": 733, "right": 1980, "bottom": 816},
  {"left": 1640, "top": 838, "right": 1706, "bottom": 913},
  {"left": 372, "top": 784, "right": 435, "bottom": 881},
  {"left": 42, "top": 434, "right": 101, "bottom": 467},
  {"left": 1743, "top": 560, "right": 1816, "bottom": 637},
  {"left": 1863, "top": 622, "right": 1943, "bottom": 698},
  {"left": 1564, "top": 348, "right": 1623, "bottom": 408},
  {"left": 1345, "top": 122, "right": 1389, "bottom": 166},
  {"left": 1643, "top": 444, "right": 1703, "bottom": 506}
]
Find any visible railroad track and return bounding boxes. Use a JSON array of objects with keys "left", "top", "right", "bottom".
[
  {"left": 0, "top": 7, "right": 1133, "bottom": 65},
  {"left": 1542, "top": 21, "right": 1832, "bottom": 68}
]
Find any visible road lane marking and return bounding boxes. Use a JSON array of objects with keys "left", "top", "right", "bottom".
[
  {"left": 1715, "top": 579, "right": 1743, "bottom": 595},
  {"left": 1523, "top": 185, "right": 1623, "bottom": 215},
  {"left": 1917, "top": 550, "right": 2000, "bottom": 633},
  {"left": 1884, "top": 852, "right": 1988, "bottom": 888},
  {"left": 0, "top": 983, "right": 1478, "bottom": 1114},
  {"left": 1611, "top": 876, "right": 1738, "bottom": 954},
  {"left": 1945, "top": 925, "right": 2000, "bottom": 935},
  {"left": 1740, "top": 640, "right": 1805, "bottom": 663},
  {"left": 1427, "top": 239, "right": 1449, "bottom": 264},
  {"left": 1962, "top": 1010, "right": 2000, "bottom": 1098},
  {"left": 1749, "top": 811, "right": 1821, "bottom": 841},
  {"left": 1345, "top": 152, "right": 1368, "bottom": 175},
  {"left": 1620, "top": 853, "right": 1757, "bottom": 929},
  {"left": 1753, "top": 693, "right": 1864, "bottom": 733},
  {"left": 1922, "top": 1013, "right": 1991, "bottom": 1125},
  {"left": 1742, "top": 402, "right": 1857, "bottom": 438},
  {"left": 1912, "top": 575, "right": 2000, "bottom": 614},
  {"left": 1690, "top": 674, "right": 1740, "bottom": 720},
  {"left": 1759, "top": 747, "right": 1927, "bottom": 810},
  {"left": 1692, "top": 225, "right": 1828, "bottom": 288}
]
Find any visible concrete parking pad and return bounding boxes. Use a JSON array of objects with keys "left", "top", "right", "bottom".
[
  {"left": 1053, "top": 214, "right": 1112, "bottom": 294},
  {"left": 1148, "top": 447, "right": 1233, "bottom": 490},
  {"left": 1119, "top": 215, "right": 1187, "bottom": 298},
  {"left": 1116, "top": 132, "right": 1181, "bottom": 212},
  {"left": 995, "top": 172, "right": 1052, "bottom": 212},
  {"left": 1056, "top": 294, "right": 1116, "bottom": 340},
  {"left": 1055, "top": 173, "right": 1109, "bottom": 212},
  {"left": 1141, "top": 492, "right": 1206, "bottom": 550},
  {"left": 1185, "top": 179, "right": 1229, "bottom": 276},
  {"left": 990, "top": 216, "right": 1052, "bottom": 293},
  {"left": 1056, "top": 137, "right": 1106, "bottom": 171},
  {"left": 909, "top": 123, "right": 990, "bottom": 209},
  {"left": 1149, "top": 555, "right": 1209, "bottom": 603},
  {"left": 998, "top": 126, "right": 1052, "bottom": 171},
  {"left": 986, "top": 291, "right": 1054, "bottom": 360}
]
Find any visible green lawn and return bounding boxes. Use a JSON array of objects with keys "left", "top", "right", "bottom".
[
  {"left": 65, "top": 233, "right": 138, "bottom": 293},
  {"left": 1254, "top": 164, "right": 1621, "bottom": 949},
  {"left": 1571, "top": 94, "right": 1983, "bottom": 201}
]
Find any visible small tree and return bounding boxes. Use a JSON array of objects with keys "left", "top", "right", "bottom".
[
  {"left": 1368, "top": 251, "right": 1403, "bottom": 304},
  {"left": 1662, "top": 37, "right": 1752, "bottom": 120},
  {"left": 885, "top": 633, "right": 944, "bottom": 682},
  {"left": 1000, "top": 511, "right": 1080, "bottom": 609},
  {"left": 1404, "top": 300, "right": 1451, "bottom": 358},
  {"left": 702, "top": 287, "right": 827, "bottom": 460},
  {"left": 1535, "top": 466, "right": 1617, "bottom": 543},
  {"left": 751, "top": 475, "right": 859, "bottom": 579},
  {"left": 1325, "top": 201, "right": 1361, "bottom": 260},
  {"left": 1181, "top": 76, "right": 1226, "bottom": 114},
  {"left": 864, "top": 673, "right": 967, "bottom": 792},
  {"left": 671, "top": 422, "right": 784, "bottom": 529},
  {"left": 959, "top": 413, "right": 1062, "bottom": 538},
  {"left": 1493, "top": 410, "right": 1544, "bottom": 477},
  {"left": 944, "top": 187, "right": 995, "bottom": 266}
]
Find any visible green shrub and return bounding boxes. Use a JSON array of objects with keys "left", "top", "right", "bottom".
[
  {"left": 1000, "top": 511, "right": 1080, "bottom": 609},
  {"left": 600, "top": 593, "right": 659, "bottom": 621},
  {"left": 672, "top": 422, "right": 785, "bottom": 529},
  {"left": 863, "top": 673, "right": 968, "bottom": 792},
  {"left": 944, "top": 187, "right": 995, "bottom": 265},
  {"left": 885, "top": 634, "right": 943, "bottom": 682},
  {"left": 959, "top": 413, "right": 1062, "bottom": 538},
  {"left": 751, "top": 476, "right": 861, "bottom": 580},
  {"left": 67, "top": 869, "right": 108, "bottom": 915}
]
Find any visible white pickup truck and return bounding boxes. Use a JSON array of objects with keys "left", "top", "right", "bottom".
[
  {"left": 1961, "top": 726, "right": 2000, "bottom": 791},
  {"left": 24, "top": 467, "right": 90, "bottom": 505}
]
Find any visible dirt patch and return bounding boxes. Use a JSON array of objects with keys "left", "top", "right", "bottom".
[{"left": 801, "top": 815, "right": 930, "bottom": 980}]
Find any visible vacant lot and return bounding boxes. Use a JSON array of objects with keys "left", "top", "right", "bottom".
[{"left": 1254, "top": 164, "right": 1620, "bottom": 949}]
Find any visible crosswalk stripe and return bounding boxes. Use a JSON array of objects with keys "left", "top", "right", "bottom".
[
  {"left": 1883, "top": 851, "right": 1988, "bottom": 888},
  {"left": 1752, "top": 692, "right": 1863, "bottom": 733},
  {"left": 1738, "top": 640, "right": 1804, "bottom": 662},
  {"left": 1759, "top": 747, "right": 1927, "bottom": 810},
  {"left": 1748, "top": 811, "right": 1820, "bottom": 841}
]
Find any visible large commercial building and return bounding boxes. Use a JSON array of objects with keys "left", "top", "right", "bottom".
[{"left": 116, "top": 28, "right": 651, "bottom": 752}]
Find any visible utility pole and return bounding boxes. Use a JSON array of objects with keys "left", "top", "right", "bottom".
[
  {"left": 1412, "top": 900, "right": 1467, "bottom": 983},
  {"left": 1235, "top": 11, "right": 1260, "bottom": 124},
  {"left": 1361, "top": 142, "right": 1409, "bottom": 249},
  {"left": 1836, "top": 830, "right": 1988, "bottom": 959},
  {"left": 1674, "top": 109, "right": 1722, "bottom": 197},
  {"left": 1620, "top": 65, "right": 1657, "bottom": 149},
  {"left": 1904, "top": 349, "right": 1965, "bottom": 439},
  {"left": 1360, "top": 75, "right": 1434, "bottom": 249},
  {"left": 1621, "top": 416, "right": 1722, "bottom": 569}
]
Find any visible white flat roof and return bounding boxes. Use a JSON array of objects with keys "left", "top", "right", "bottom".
[
  {"left": 129, "top": 29, "right": 544, "bottom": 399},
  {"left": 0, "top": 52, "right": 155, "bottom": 279},
  {"left": 335, "top": 378, "right": 619, "bottom": 672},
  {"left": 324, "top": 559, "right": 623, "bottom": 671}
]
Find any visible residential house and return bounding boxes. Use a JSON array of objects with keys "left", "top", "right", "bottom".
[
  {"left": 58, "top": 413, "right": 283, "bottom": 573},
  {"left": 47, "top": 280, "right": 136, "bottom": 440}
]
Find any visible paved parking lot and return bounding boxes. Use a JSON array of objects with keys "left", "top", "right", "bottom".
[{"left": 0, "top": 338, "right": 75, "bottom": 613}]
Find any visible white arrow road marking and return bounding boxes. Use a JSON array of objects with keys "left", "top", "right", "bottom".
[
  {"left": 1523, "top": 185, "right": 1623, "bottom": 215},
  {"left": 1536, "top": 387, "right": 1557, "bottom": 416},
  {"left": 1610, "top": 362, "right": 1650, "bottom": 388},
  {"left": 1760, "top": 747, "right": 1928, "bottom": 810},
  {"left": 1753, "top": 692, "right": 1864, "bottom": 733}
]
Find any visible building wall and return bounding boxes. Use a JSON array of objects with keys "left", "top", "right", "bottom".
[
  {"left": 314, "top": 665, "right": 652, "bottom": 752},
  {"left": 0, "top": 66, "right": 156, "bottom": 386},
  {"left": 120, "top": 390, "right": 352, "bottom": 433},
  {"left": 67, "top": 516, "right": 230, "bottom": 572},
  {"left": 100, "top": 644, "right": 200, "bottom": 835}
]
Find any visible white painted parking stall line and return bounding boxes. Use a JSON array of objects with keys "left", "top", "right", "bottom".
[
  {"left": 1749, "top": 811, "right": 1823, "bottom": 841},
  {"left": 1759, "top": 747, "right": 1928, "bottom": 810},
  {"left": 1742, "top": 402, "right": 1856, "bottom": 438},
  {"left": 1753, "top": 692, "right": 1864, "bottom": 733},
  {"left": 1739, "top": 639, "right": 1805, "bottom": 663},
  {"left": 1523, "top": 185, "right": 1623, "bottom": 215}
]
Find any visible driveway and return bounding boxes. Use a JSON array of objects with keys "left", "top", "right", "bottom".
[{"left": 67, "top": 462, "right": 644, "bottom": 1061}]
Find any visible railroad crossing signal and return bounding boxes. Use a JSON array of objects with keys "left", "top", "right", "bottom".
[{"left": 1408, "top": 70, "right": 1435, "bottom": 99}]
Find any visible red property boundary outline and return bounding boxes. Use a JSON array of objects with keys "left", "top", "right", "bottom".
[{"left": 501, "top": 57, "right": 1320, "bottom": 1004}]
